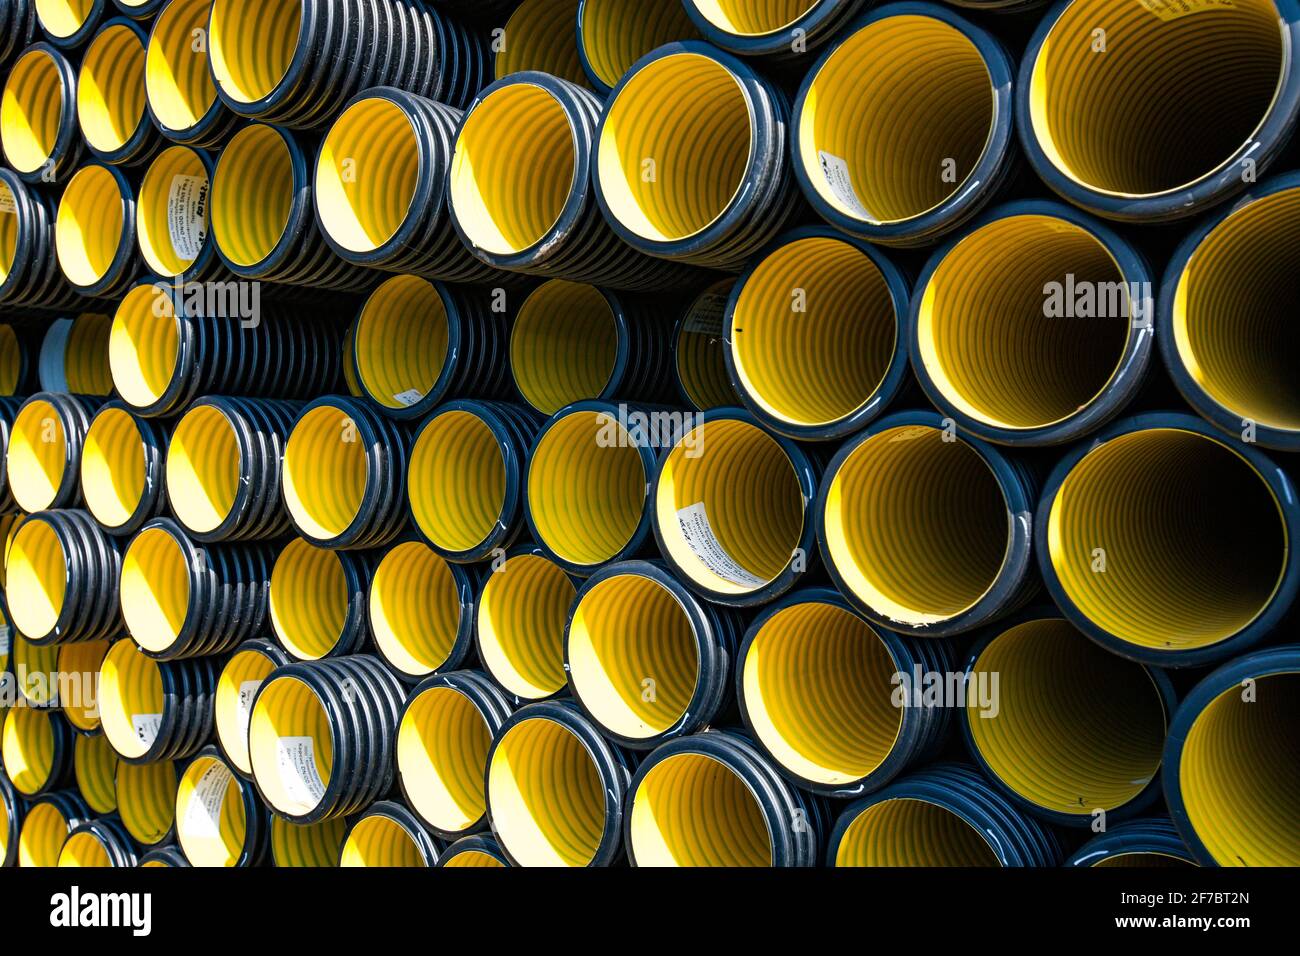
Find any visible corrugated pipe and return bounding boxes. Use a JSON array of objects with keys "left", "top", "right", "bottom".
[
  {"left": 524, "top": 399, "right": 663, "bottom": 576},
  {"left": 1159, "top": 171, "right": 1300, "bottom": 451},
  {"left": 210, "top": 122, "right": 377, "bottom": 289},
  {"left": 108, "top": 280, "right": 343, "bottom": 418},
  {"left": 961, "top": 609, "right": 1174, "bottom": 827},
  {"left": 144, "top": 0, "right": 239, "bottom": 147},
  {"left": 214, "top": 638, "right": 290, "bottom": 778},
  {"left": 269, "top": 540, "right": 375, "bottom": 661},
  {"left": 207, "top": 0, "right": 489, "bottom": 127},
  {"left": 58, "top": 639, "right": 112, "bottom": 730},
  {"left": 17, "top": 790, "right": 89, "bottom": 866},
  {"left": 474, "top": 543, "right": 577, "bottom": 704},
  {"left": 1, "top": 43, "right": 82, "bottom": 182},
  {"left": 2, "top": 706, "right": 74, "bottom": 796},
  {"left": 828, "top": 763, "right": 1063, "bottom": 866},
  {"left": 80, "top": 400, "right": 168, "bottom": 536},
  {"left": 1018, "top": 0, "right": 1300, "bottom": 221},
  {"left": 1163, "top": 643, "right": 1300, "bottom": 866},
  {"left": 340, "top": 800, "right": 440, "bottom": 867},
  {"left": 247, "top": 654, "right": 406, "bottom": 824},
  {"left": 494, "top": 0, "right": 590, "bottom": 88},
  {"left": 166, "top": 396, "right": 300, "bottom": 542},
  {"left": 626, "top": 729, "right": 829, "bottom": 867},
  {"left": 509, "top": 280, "right": 676, "bottom": 416},
  {"left": 77, "top": 18, "right": 162, "bottom": 166},
  {"left": 485, "top": 699, "right": 632, "bottom": 867},
  {"left": 281, "top": 395, "right": 409, "bottom": 550},
  {"left": 114, "top": 758, "right": 178, "bottom": 846},
  {"left": 593, "top": 41, "right": 800, "bottom": 270},
  {"left": 72, "top": 731, "right": 117, "bottom": 814},
  {"left": 0, "top": 0, "right": 38, "bottom": 67},
  {"left": 576, "top": 0, "right": 699, "bottom": 96},
  {"left": 369, "top": 538, "right": 475, "bottom": 680},
  {"left": 5, "top": 509, "right": 121, "bottom": 645},
  {"left": 12, "top": 632, "right": 61, "bottom": 706},
  {"left": 0, "top": 169, "right": 88, "bottom": 310},
  {"left": 1036, "top": 411, "right": 1299, "bottom": 667},
  {"left": 39, "top": 312, "right": 113, "bottom": 395},
  {"left": 134, "top": 145, "right": 222, "bottom": 282},
  {"left": 672, "top": 280, "right": 740, "bottom": 411},
  {"left": 5, "top": 392, "right": 100, "bottom": 512},
  {"left": 269, "top": 815, "right": 347, "bottom": 867},
  {"left": 724, "top": 226, "right": 910, "bottom": 441},
  {"left": 410, "top": 401, "right": 544, "bottom": 562},
  {"left": 397, "top": 670, "right": 513, "bottom": 840},
  {"left": 566, "top": 560, "right": 741, "bottom": 748},
  {"left": 736, "top": 588, "right": 953, "bottom": 799},
  {"left": 816, "top": 409, "right": 1038, "bottom": 637},
  {"left": 138, "top": 844, "right": 188, "bottom": 866},
  {"left": 791, "top": 3, "right": 1015, "bottom": 247},
  {"left": 680, "top": 0, "right": 867, "bottom": 59},
  {"left": 58, "top": 816, "right": 139, "bottom": 866},
  {"left": 55, "top": 163, "right": 144, "bottom": 298},
  {"left": 1067, "top": 817, "right": 1197, "bottom": 868},
  {"left": 313, "top": 89, "right": 507, "bottom": 286},
  {"left": 651, "top": 408, "right": 820, "bottom": 606},
  {"left": 112, "top": 0, "right": 167, "bottom": 18},
  {"left": 0, "top": 324, "right": 40, "bottom": 396},
  {"left": 175, "top": 746, "right": 268, "bottom": 866},
  {"left": 448, "top": 72, "right": 695, "bottom": 290},
  {"left": 0, "top": 396, "right": 26, "bottom": 511},
  {"left": 350, "top": 277, "right": 512, "bottom": 421},
  {"left": 910, "top": 200, "right": 1152, "bottom": 446},
  {"left": 97, "top": 638, "right": 219, "bottom": 762},
  {"left": 120, "top": 517, "right": 275, "bottom": 659},
  {"left": 34, "top": 0, "right": 107, "bottom": 47},
  {"left": 439, "top": 833, "right": 510, "bottom": 867},
  {"left": 0, "top": 776, "right": 24, "bottom": 866}
]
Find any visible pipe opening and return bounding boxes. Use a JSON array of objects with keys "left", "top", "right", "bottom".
[
  {"left": 147, "top": 0, "right": 222, "bottom": 130},
  {"left": 14, "top": 637, "right": 59, "bottom": 705},
  {"left": 79, "top": 24, "right": 147, "bottom": 154},
  {"left": 99, "top": 639, "right": 164, "bottom": 760},
  {"left": 283, "top": 405, "right": 366, "bottom": 541},
  {"left": 743, "top": 601, "right": 900, "bottom": 786},
  {"left": 1181, "top": 673, "right": 1300, "bottom": 866},
  {"left": 315, "top": 98, "right": 416, "bottom": 254},
  {"left": 74, "top": 733, "right": 117, "bottom": 814},
  {"left": 137, "top": 146, "right": 209, "bottom": 277},
  {"left": 5, "top": 518, "right": 67, "bottom": 640},
  {"left": 167, "top": 404, "right": 239, "bottom": 534},
  {"left": 213, "top": 124, "right": 293, "bottom": 266},
  {"left": 497, "top": 0, "right": 588, "bottom": 85},
  {"left": 798, "top": 15, "right": 992, "bottom": 224},
  {"left": 7, "top": 400, "right": 67, "bottom": 514},
  {"left": 835, "top": 798, "right": 999, "bottom": 866},
  {"left": 59, "top": 830, "right": 111, "bottom": 867},
  {"left": 353, "top": 276, "right": 449, "bottom": 412},
  {"left": 511, "top": 281, "right": 616, "bottom": 415},
  {"left": 370, "top": 542, "right": 462, "bottom": 676},
  {"left": 409, "top": 411, "right": 505, "bottom": 553},
  {"left": 477, "top": 553, "right": 575, "bottom": 699},
  {"left": 488, "top": 716, "right": 605, "bottom": 866},
  {"left": 208, "top": 0, "right": 300, "bottom": 104},
  {"left": 110, "top": 284, "right": 180, "bottom": 407},
  {"left": 1029, "top": 0, "right": 1283, "bottom": 197},
  {"left": 1047, "top": 429, "right": 1285, "bottom": 649},
  {"left": 579, "top": 0, "right": 697, "bottom": 89},
  {"left": 60, "top": 313, "right": 113, "bottom": 394},
  {"left": 968, "top": 619, "right": 1167, "bottom": 813},
  {"left": 248, "top": 675, "right": 333, "bottom": 817},
  {"left": 58, "top": 640, "right": 111, "bottom": 731},
  {"left": 598, "top": 52, "right": 751, "bottom": 242},
  {"left": 1094, "top": 852, "right": 1192, "bottom": 868},
  {"left": 398, "top": 686, "right": 492, "bottom": 833},
  {"left": 1, "top": 707, "right": 55, "bottom": 795},
  {"left": 35, "top": 0, "right": 93, "bottom": 38},
  {"left": 451, "top": 82, "right": 576, "bottom": 255},
  {"left": 216, "top": 648, "right": 279, "bottom": 774},
  {"left": 340, "top": 814, "right": 427, "bottom": 867},
  {"left": 443, "top": 848, "right": 505, "bottom": 868},
  {"left": 57, "top": 165, "right": 126, "bottom": 288},
  {"left": 689, "top": 0, "right": 818, "bottom": 34},
  {"left": 675, "top": 282, "right": 735, "bottom": 411},
  {"left": 121, "top": 525, "right": 190, "bottom": 654},
  {"left": 116, "top": 759, "right": 176, "bottom": 844},
  {"left": 18, "top": 801, "right": 68, "bottom": 867},
  {"left": 177, "top": 755, "right": 246, "bottom": 866},
  {"left": 656, "top": 418, "right": 802, "bottom": 593},
  {"left": 528, "top": 410, "right": 646, "bottom": 567},
  {"left": 1, "top": 48, "right": 62, "bottom": 174},
  {"left": 269, "top": 539, "right": 347, "bottom": 661},
  {"left": 271, "top": 816, "right": 345, "bottom": 867},
  {"left": 823, "top": 425, "right": 1008, "bottom": 626},
  {"left": 82, "top": 407, "right": 147, "bottom": 529},
  {"left": 732, "top": 237, "right": 896, "bottom": 428},
  {"left": 1173, "top": 186, "right": 1300, "bottom": 430},
  {"left": 916, "top": 215, "right": 1131, "bottom": 431}
]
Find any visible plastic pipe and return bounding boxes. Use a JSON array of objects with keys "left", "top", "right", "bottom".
[
  {"left": 134, "top": 144, "right": 221, "bottom": 281},
  {"left": 724, "top": 226, "right": 910, "bottom": 441},
  {"left": 439, "top": 833, "right": 510, "bottom": 867},
  {"left": 1018, "top": 0, "right": 1300, "bottom": 221},
  {"left": 55, "top": 163, "right": 143, "bottom": 297},
  {"left": 112, "top": 0, "right": 166, "bottom": 18},
  {"left": 57, "top": 639, "right": 112, "bottom": 730},
  {"left": 340, "top": 800, "right": 441, "bottom": 867},
  {"left": 681, "top": 0, "right": 867, "bottom": 58},
  {"left": 175, "top": 746, "right": 268, "bottom": 866},
  {"left": 816, "top": 409, "right": 1038, "bottom": 637},
  {"left": 672, "top": 280, "right": 741, "bottom": 412},
  {"left": 576, "top": 0, "right": 699, "bottom": 95},
  {"left": 0, "top": 0, "right": 37, "bottom": 67},
  {"left": 138, "top": 844, "right": 189, "bottom": 866},
  {"left": 72, "top": 731, "right": 117, "bottom": 814},
  {"left": 58, "top": 817, "right": 139, "bottom": 866},
  {"left": 1036, "top": 411, "right": 1298, "bottom": 666},
  {"left": 495, "top": 0, "right": 590, "bottom": 87},
  {"left": 1066, "top": 817, "right": 1197, "bottom": 868},
  {"left": 144, "top": 0, "right": 239, "bottom": 147},
  {"left": 79, "top": 400, "right": 168, "bottom": 536},
  {"left": 270, "top": 815, "right": 346, "bottom": 867},
  {"left": 1163, "top": 644, "right": 1300, "bottom": 866},
  {"left": 736, "top": 588, "right": 953, "bottom": 798},
  {"left": 0, "top": 397, "right": 24, "bottom": 512},
  {"left": 5, "top": 392, "right": 100, "bottom": 512},
  {"left": 428, "top": 0, "right": 521, "bottom": 23},
  {"left": 114, "top": 758, "right": 177, "bottom": 845},
  {"left": 39, "top": 312, "right": 113, "bottom": 395},
  {"left": 34, "top": 0, "right": 107, "bottom": 47},
  {"left": 0, "top": 169, "right": 88, "bottom": 310},
  {"left": 791, "top": 3, "right": 1015, "bottom": 247},
  {"left": 12, "top": 633, "right": 61, "bottom": 707},
  {"left": 0, "top": 325, "right": 39, "bottom": 397},
  {"left": 77, "top": 18, "right": 161, "bottom": 166},
  {"left": 97, "top": 638, "right": 219, "bottom": 762},
  {"left": 2, "top": 706, "right": 73, "bottom": 796},
  {"left": 409, "top": 400, "right": 544, "bottom": 562},
  {"left": 214, "top": 639, "right": 291, "bottom": 778},
  {"left": 1, "top": 43, "right": 82, "bottom": 184},
  {"left": 17, "top": 790, "right": 89, "bottom": 866},
  {"left": 910, "top": 200, "right": 1152, "bottom": 446},
  {"left": 269, "top": 541, "right": 375, "bottom": 662},
  {"left": 0, "top": 776, "right": 26, "bottom": 866},
  {"left": 369, "top": 539, "right": 475, "bottom": 680},
  {"left": 397, "top": 670, "right": 514, "bottom": 840}
]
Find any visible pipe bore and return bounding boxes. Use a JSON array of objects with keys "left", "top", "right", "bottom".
[
  {"left": 175, "top": 747, "right": 267, "bottom": 866},
  {"left": 475, "top": 545, "right": 577, "bottom": 702},
  {"left": 55, "top": 163, "right": 140, "bottom": 297},
  {"left": 97, "top": 638, "right": 219, "bottom": 761},
  {"left": 135, "top": 145, "right": 213, "bottom": 280},
  {"left": 496, "top": 0, "right": 589, "bottom": 86},
  {"left": 58, "top": 818, "right": 139, "bottom": 867},
  {"left": 72, "top": 731, "right": 117, "bottom": 814},
  {"left": 269, "top": 540, "right": 371, "bottom": 661},
  {"left": 35, "top": 0, "right": 105, "bottom": 46},
  {"left": 39, "top": 312, "right": 113, "bottom": 395},
  {"left": 2, "top": 706, "right": 73, "bottom": 796},
  {"left": 12, "top": 633, "right": 60, "bottom": 707},
  {"left": 1165, "top": 645, "right": 1300, "bottom": 866},
  {"left": 0, "top": 169, "right": 87, "bottom": 310},
  {"left": 270, "top": 815, "right": 346, "bottom": 867},
  {"left": 963, "top": 614, "right": 1171, "bottom": 824},
  {"left": 144, "top": 0, "right": 236, "bottom": 146},
  {"left": 112, "top": 0, "right": 167, "bottom": 19},
  {"left": 911, "top": 202, "right": 1150, "bottom": 445},
  {"left": 727, "top": 228, "right": 908, "bottom": 440},
  {"left": 1067, "top": 817, "right": 1197, "bottom": 867},
  {"left": 738, "top": 588, "right": 952, "bottom": 797},
  {"left": 439, "top": 834, "right": 510, "bottom": 868},
  {"left": 57, "top": 640, "right": 111, "bottom": 731},
  {"left": 114, "top": 758, "right": 177, "bottom": 845},
  {"left": 340, "top": 801, "right": 440, "bottom": 867},
  {"left": 5, "top": 393, "right": 99, "bottom": 512},
  {"left": 1160, "top": 173, "right": 1300, "bottom": 449},
  {"left": 1020, "top": 0, "right": 1299, "bottom": 220},
  {"left": 369, "top": 540, "right": 474, "bottom": 678},
  {"left": 817, "top": 410, "right": 1036, "bottom": 636},
  {"left": 80, "top": 401, "right": 167, "bottom": 536},
  {"left": 681, "top": 0, "right": 867, "bottom": 57},
  {"left": 1, "top": 43, "right": 80, "bottom": 182},
  {"left": 577, "top": 0, "right": 697, "bottom": 94},
  {"left": 77, "top": 18, "right": 158, "bottom": 165},
  {"left": 215, "top": 639, "right": 290, "bottom": 777},
  {"left": 792, "top": 5, "right": 1013, "bottom": 246},
  {"left": 1038, "top": 414, "right": 1296, "bottom": 665},
  {"left": 18, "top": 791, "right": 89, "bottom": 866},
  {"left": 673, "top": 280, "right": 740, "bottom": 412},
  {"left": 0, "top": 777, "right": 22, "bottom": 867},
  {"left": 105, "top": 283, "right": 176, "bottom": 414}
]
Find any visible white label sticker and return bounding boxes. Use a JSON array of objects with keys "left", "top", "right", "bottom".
[
  {"left": 0, "top": 189, "right": 15, "bottom": 214},
  {"left": 682, "top": 294, "right": 728, "bottom": 337},
  {"left": 277, "top": 736, "right": 327, "bottom": 808},
  {"left": 235, "top": 680, "right": 261, "bottom": 744},
  {"left": 392, "top": 388, "right": 425, "bottom": 407},
  {"left": 183, "top": 761, "right": 232, "bottom": 838},
  {"left": 0, "top": 625, "right": 10, "bottom": 656},
  {"left": 133, "top": 713, "right": 163, "bottom": 749},
  {"left": 817, "top": 151, "right": 872, "bottom": 220},
  {"left": 167, "top": 174, "right": 208, "bottom": 260},
  {"left": 675, "top": 502, "right": 767, "bottom": 588}
]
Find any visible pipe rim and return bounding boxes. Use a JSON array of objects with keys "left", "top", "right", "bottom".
[
  {"left": 119, "top": 518, "right": 194, "bottom": 656},
  {"left": 55, "top": 163, "right": 135, "bottom": 295},
  {"left": 368, "top": 540, "right": 475, "bottom": 678},
  {"left": 135, "top": 145, "right": 215, "bottom": 280},
  {"left": 114, "top": 757, "right": 177, "bottom": 844},
  {"left": 351, "top": 276, "right": 457, "bottom": 420},
  {"left": 680, "top": 0, "right": 852, "bottom": 54},
  {"left": 77, "top": 18, "right": 151, "bottom": 161},
  {"left": 79, "top": 401, "right": 147, "bottom": 534},
  {"left": 175, "top": 748, "right": 255, "bottom": 866},
  {"left": 340, "top": 801, "right": 439, "bottom": 867},
  {"left": 0, "top": 43, "right": 78, "bottom": 180},
  {"left": 207, "top": 0, "right": 305, "bottom": 113},
  {"left": 145, "top": 0, "right": 224, "bottom": 138},
  {"left": 212, "top": 122, "right": 305, "bottom": 275}
]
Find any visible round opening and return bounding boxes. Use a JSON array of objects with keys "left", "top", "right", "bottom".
[
  {"left": 5, "top": 518, "right": 67, "bottom": 639},
  {"left": 55, "top": 166, "right": 125, "bottom": 287},
  {"left": 451, "top": 82, "right": 576, "bottom": 256},
  {"left": 743, "top": 601, "right": 901, "bottom": 786},
  {"left": 81, "top": 407, "right": 146, "bottom": 529},
  {"left": 146, "top": 0, "right": 222, "bottom": 131},
  {"left": 13, "top": 636, "right": 59, "bottom": 705},
  {"left": 116, "top": 760, "right": 177, "bottom": 845},
  {"left": 213, "top": 124, "right": 293, "bottom": 266},
  {"left": 73, "top": 733, "right": 117, "bottom": 815},
  {"left": 57, "top": 640, "right": 111, "bottom": 732},
  {"left": 98, "top": 639, "right": 164, "bottom": 760},
  {"left": 283, "top": 405, "right": 367, "bottom": 541},
  {"left": 109, "top": 284, "right": 180, "bottom": 408},
  {"left": 496, "top": 0, "right": 590, "bottom": 85},
  {"left": 269, "top": 538, "right": 347, "bottom": 660},
  {"left": 477, "top": 553, "right": 575, "bottom": 699},
  {"left": 410, "top": 411, "right": 505, "bottom": 553},
  {"left": 176, "top": 755, "right": 246, "bottom": 867},
  {"left": 1, "top": 706, "right": 55, "bottom": 795},
  {"left": 579, "top": 0, "right": 697, "bottom": 89},
  {"left": 1, "top": 48, "right": 62, "bottom": 174},
  {"left": 511, "top": 281, "right": 617, "bottom": 415},
  {"left": 369, "top": 542, "right": 462, "bottom": 677},
  {"left": 1047, "top": 429, "right": 1285, "bottom": 649},
  {"left": 1029, "top": 0, "right": 1283, "bottom": 197},
  {"left": 270, "top": 816, "right": 346, "bottom": 867},
  {"left": 215, "top": 648, "right": 278, "bottom": 774},
  {"left": 166, "top": 404, "right": 239, "bottom": 535},
  {"left": 353, "top": 276, "right": 449, "bottom": 411},
  {"left": 59, "top": 830, "right": 111, "bottom": 867},
  {"left": 248, "top": 675, "right": 333, "bottom": 818},
  {"left": 675, "top": 282, "right": 737, "bottom": 410},
  {"left": 340, "top": 814, "right": 427, "bottom": 867},
  {"left": 208, "top": 0, "right": 300, "bottom": 104},
  {"left": 59, "top": 313, "right": 113, "bottom": 394},
  {"left": 34, "top": 0, "right": 93, "bottom": 38},
  {"left": 121, "top": 526, "right": 190, "bottom": 654},
  {"left": 398, "top": 686, "right": 492, "bottom": 833},
  {"left": 78, "top": 24, "right": 148, "bottom": 154},
  {"left": 18, "top": 801, "right": 68, "bottom": 867},
  {"left": 835, "top": 798, "right": 999, "bottom": 866},
  {"left": 136, "top": 146, "right": 209, "bottom": 277},
  {"left": 823, "top": 425, "right": 1009, "bottom": 626},
  {"left": 443, "top": 848, "right": 506, "bottom": 868},
  {"left": 688, "top": 0, "right": 818, "bottom": 35},
  {"left": 7, "top": 400, "right": 67, "bottom": 514},
  {"left": 916, "top": 215, "right": 1132, "bottom": 431}
]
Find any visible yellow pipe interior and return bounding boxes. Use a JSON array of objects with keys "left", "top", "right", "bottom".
[
  {"left": 248, "top": 675, "right": 334, "bottom": 817},
  {"left": 166, "top": 404, "right": 239, "bottom": 535},
  {"left": 81, "top": 406, "right": 147, "bottom": 530},
  {"left": 146, "top": 0, "right": 221, "bottom": 132},
  {"left": 98, "top": 639, "right": 165, "bottom": 761},
  {"left": 340, "top": 814, "right": 428, "bottom": 867},
  {"left": 213, "top": 123, "right": 293, "bottom": 267},
  {"left": 579, "top": 0, "right": 697, "bottom": 89},
  {"left": 34, "top": 0, "right": 93, "bottom": 38},
  {"left": 58, "top": 830, "right": 112, "bottom": 867},
  {"left": 73, "top": 732, "right": 117, "bottom": 815},
  {"left": 282, "top": 404, "right": 367, "bottom": 540},
  {"left": 689, "top": 0, "right": 818, "bottom": 35},
  {"left": 116, "top": 759, "right": 177, "bottom": 845},
  {"left": 271, "top": 816, "right": 346, "bottom": 867},
  {"left": 1, "top": 48, "right": 62, "bottom": 175},
  {"left": 208, "top": 0, "right": 299, "bottom": 104},
  {"left": 215, "top": 647, "right": 279, "bottom": 774},
  {"left": 14, "top": 636, "right": 59, "bottom": 706},
  {"left": 0, "top": 324, "right": 20, "bottom": 394},
  {"left": 0, "top": 513, "right": 21, "bottom": 589},
  {"left": 477, "top": 553, "right": 576, "bottom": 700},
  {"left": 410, "top": 411, "right": 506, "bottom": 553},
  {"left": 18, "top": 800, "right": 68, "bottom": 867},
  {"left": 353, "top": 276, "right": 449, "bottom": 412},
  {"left": 136, "top": 146, "right": 209, "bottom": 277},
  {"left": 510, "top": 280, "right": 617, "bottom": 415},
  {"left": 822, "top": 424, "right": 1009, "bottom": 626},
  {"left": 109, "top": 283, "right": 180, "bottom": 407},
  {"left": 1047, "top": 428, "right": 1285, "bottom": 649},
  {"left": 5, "top": 518, "right": 67, "bottom": 640},
  {"left": 397, "top": 686, "right": 492, "bottom": 833},
  {"left": 675, "top": 281, "right": 737, "bottom": 411},
  {"left": 834, "top": 798, "right": 1000, "bottom": 866},
  {"left": 268, "top": 538, "right": 348, "bottom": 661},
  {"left": 370, "top": 541, "right": 462, "bottom": 676},
  {"left": 176, "top": 754, "right": 247, "bottom": 867},
  {"left": 57, "top": 639, "right": 111, "bottom": 732},
  {"left": 78, "top": 24, "right": 147, "bottom": 155},
  {"left": 0, "top": 184, "right": 16, "bottom": 284},
  {"left": 62, "top": 312, "right": 113, "bottom": 394},
  {"left": 120, "top": 525, "right": 190, "bottom": 655},
  {"left": 1, "top": 706, "right": 55, "bottom": 795},
  {"left": 7, "top": 399, "right": 68, "bottom": 514},
  {"left": 496, "top": 0, "right": 589, "bottom": 86},
  {"left": 443, "top": 848, "right": 506, "bottom": 868}
]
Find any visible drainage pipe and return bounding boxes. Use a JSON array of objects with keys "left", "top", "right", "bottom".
[
  {"left": 268, "top": 540, "right": 376, "bottom": 662},
  {"left": 340, "top": 800, "right": 441, "bottom": 867},
  {"left": 214, "top": 638, "right": 291, "bottom": 778},
  {"left": 97, "top": 638, "right": 220, "bottom": 762},
  {"left": 368, "top": 538, "right": 476, "bottom": 680},
  {"left": 55, "top": 162, "right": 144, "bottom": 298},
  {"left": 79, "top": 401, "right": 168, "bottom": 537},
  {"left": 175, "top": 746, "right": 268, "bottom": 866}
]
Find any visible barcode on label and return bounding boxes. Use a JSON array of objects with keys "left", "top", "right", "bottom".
[{"left": 675, "top": 502, "right": 767, "bottom": 588}]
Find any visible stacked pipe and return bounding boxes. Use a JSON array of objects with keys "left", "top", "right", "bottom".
[{"left": 0, "top": 0, "right": 1296, "bottom": 872}]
